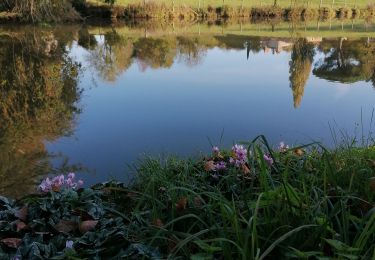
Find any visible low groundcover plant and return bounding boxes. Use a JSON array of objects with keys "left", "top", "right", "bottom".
[{"left": 0, "top": 136, "right": 374, "bottom": 259}]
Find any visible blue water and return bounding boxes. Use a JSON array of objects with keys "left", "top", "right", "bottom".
[{"left": 44, "top": 36, "right": 375, "bottom": 186}]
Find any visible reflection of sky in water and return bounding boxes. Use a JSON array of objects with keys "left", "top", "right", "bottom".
[{"left": 49, "top": 40, "right": 375, "bottom": 186}]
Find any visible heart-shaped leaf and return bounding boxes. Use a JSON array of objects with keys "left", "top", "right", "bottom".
[{"left": 54, "top": 220, "right": 78, "bottom": 233}]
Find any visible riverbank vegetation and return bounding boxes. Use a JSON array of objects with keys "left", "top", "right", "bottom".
[
  {"left": 0, "top": 137, "right": 374, "bottom": 258},
  {"left": 1, "top": 0, "right": 375, "bottom": 22},
  {"left": 86, "top": 1, "right": 375, "bottom": 20}
]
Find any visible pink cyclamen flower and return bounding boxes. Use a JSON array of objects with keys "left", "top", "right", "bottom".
[
  {"left": 278, "top": 142, "right": 289, "bottom": 152},
  {"left": 230, "top": 144, "right": 248, "bottom": 167},
  {"left": 66, "top": 178, "right": 74, "bottom": 188},
  {"left": 38, "top": 177, "right": 52, "bottom": 192},
  {"left": 38, "top": 173, "right": 82, "bottom": 193},
  {"left": 263, "top": 154, "right": 274, "bottom": 166},
  {"left": 68, "top": 172, "right": 75, "bottom": 179},
  {"left": 215, "top": 161, "right": 227, "bottom": 171},
  {"left": 212, "top": 146, "right": 220, "bottom": 155}
]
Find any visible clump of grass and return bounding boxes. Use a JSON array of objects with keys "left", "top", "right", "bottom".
[
  {"left": 214, "top": 5, "right": 252, "bottom": 18},
  {"left": 337, "top": 7, "right": 353, "bottom": 19},
  {"left": 110, "top": 5, "right": 126, "bottom": 19},
  {"left": 301, "top": 7, "right": 319, "bottom": 20},
  {"left": 352, "top": 8, "right": 361, "bottom": 18},
  {"left": 362, "top": 3, "right": 375, "bottom": 18},
  {"left": 123, "top": 2, "right": 171, "bottom": 19},
  {"left": 285, "top": 7, "right": 304, "bottom": 20},
  {"left": 319, "top": 7, "right": 336, "bottom": 20},
  {"left": 1, "top": 136, "right": 374, "bottom": 258},
  {"left": 251, "top": 5, "right": 284, "bottom": 19}
]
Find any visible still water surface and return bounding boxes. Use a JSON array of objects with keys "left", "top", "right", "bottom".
[{"left": 0, "top": 21, "right": 374, "bottom": 196}]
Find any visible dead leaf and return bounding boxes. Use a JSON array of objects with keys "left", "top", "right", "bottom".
[
  {"left": 15, "top": 206, "right": 28, "bottom": 221},
  {"left": 54, "top": 220, "right": 78, "bottom": 233},
  {"left": 16, "top": 221, "right": 27, "bottom": 232},
  {"left": 294, "top": 148, "right": 304, "bottom": 156},
  {"left": 152, "top": 218, "right": 164, "bottom": 227},
  {"left": 241, "top": 164, "right": 251, "bottom": 175},
  {"left": 1, "top": 238, "right": 22, "bottom": 248},
  {"left": 204, "top": 160, "right": 216, "bottom": 172},
  {"left": 79, "top": 220, "right": 98, "bottom": 234},
  {"left": 175, "top": 197, "right": 188, "bottom": 212}
]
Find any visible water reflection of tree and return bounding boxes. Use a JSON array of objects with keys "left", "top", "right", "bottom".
[
  {"left": 0, "top": 29, "right": 82, "bottom": 197},
  {"left": 134, "top": 37, "right": 177, "bottom": 71},
  {"left": 313, "top": 38, "right": 375, "bottom": 86},
  {"left": 177, "top": 37, "right": 207, "bottom": 67},
  {"left": 289, "top": 39, "right": 315, "bottom": 108},
  {"left": 78, "top": 27, "right": 98, "bottom": 50},
  {"left": 85, "top": 30, "right": 133, "bottom": 82}
]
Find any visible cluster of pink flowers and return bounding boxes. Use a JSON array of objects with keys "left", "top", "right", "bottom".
[
  {"left": 209, "top": 146, "right": 227, "bottom": 171},
  {"left": 214, "top": 161, "right": 227, "bottom": 170},
  {"left": 229, "top": 144, "right": 248, "bottom": 167},
  {"left": 38, "top": 173, "right": 83, "bottom": 193}
]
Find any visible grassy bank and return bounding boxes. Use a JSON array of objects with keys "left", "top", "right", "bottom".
[
  {"left": 85, "top": 18, "right": 375, "bottom": 38},
  {"left": 85, "top": 0, "right": 375, "bottom": 20},
  {"left": 1, "top": 0, "right": 374, "bottom": 22},
  {"left": 0, "top": 137, "right": 374, "bottom": 259},
  {"left": 92, "top": 0, "right": 372, "bottom": 9}
]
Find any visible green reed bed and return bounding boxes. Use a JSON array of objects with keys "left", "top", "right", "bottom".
[{"left": 0, "top": 136, "right": 374, "bottom": 259}]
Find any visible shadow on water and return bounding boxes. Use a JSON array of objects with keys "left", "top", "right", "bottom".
[{"left": 0, "top": 19, "right": 374, "bottom": 197}]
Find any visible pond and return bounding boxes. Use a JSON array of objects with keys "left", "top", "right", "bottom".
[{"left": 0, "top": 20, "right": 374, "bottom": 197}]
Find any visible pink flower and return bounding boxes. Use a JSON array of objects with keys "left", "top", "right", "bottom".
[
  {"left": 215, "top": 161, "right": 227, "bottom": 171},
  {"left": 212, "top": 146, "right": 220, "bottom": 155},
  {"left": 278, "top": 142, "right": 289, "bottom": 152},
  {"left": 38, "top": 177, "right": 52, "bottom": 192},
  {"left": 38, "top": 173, "right": 82, "bottom": 193},
  {"left": 68, "top": 172, "right": 75, "bottom": 179},
  {"left": 263, "top": 154, "right": 274, "bottom": 166},
  {"left": 230, "top": 144, "right": 248, "bottom": 167}
]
